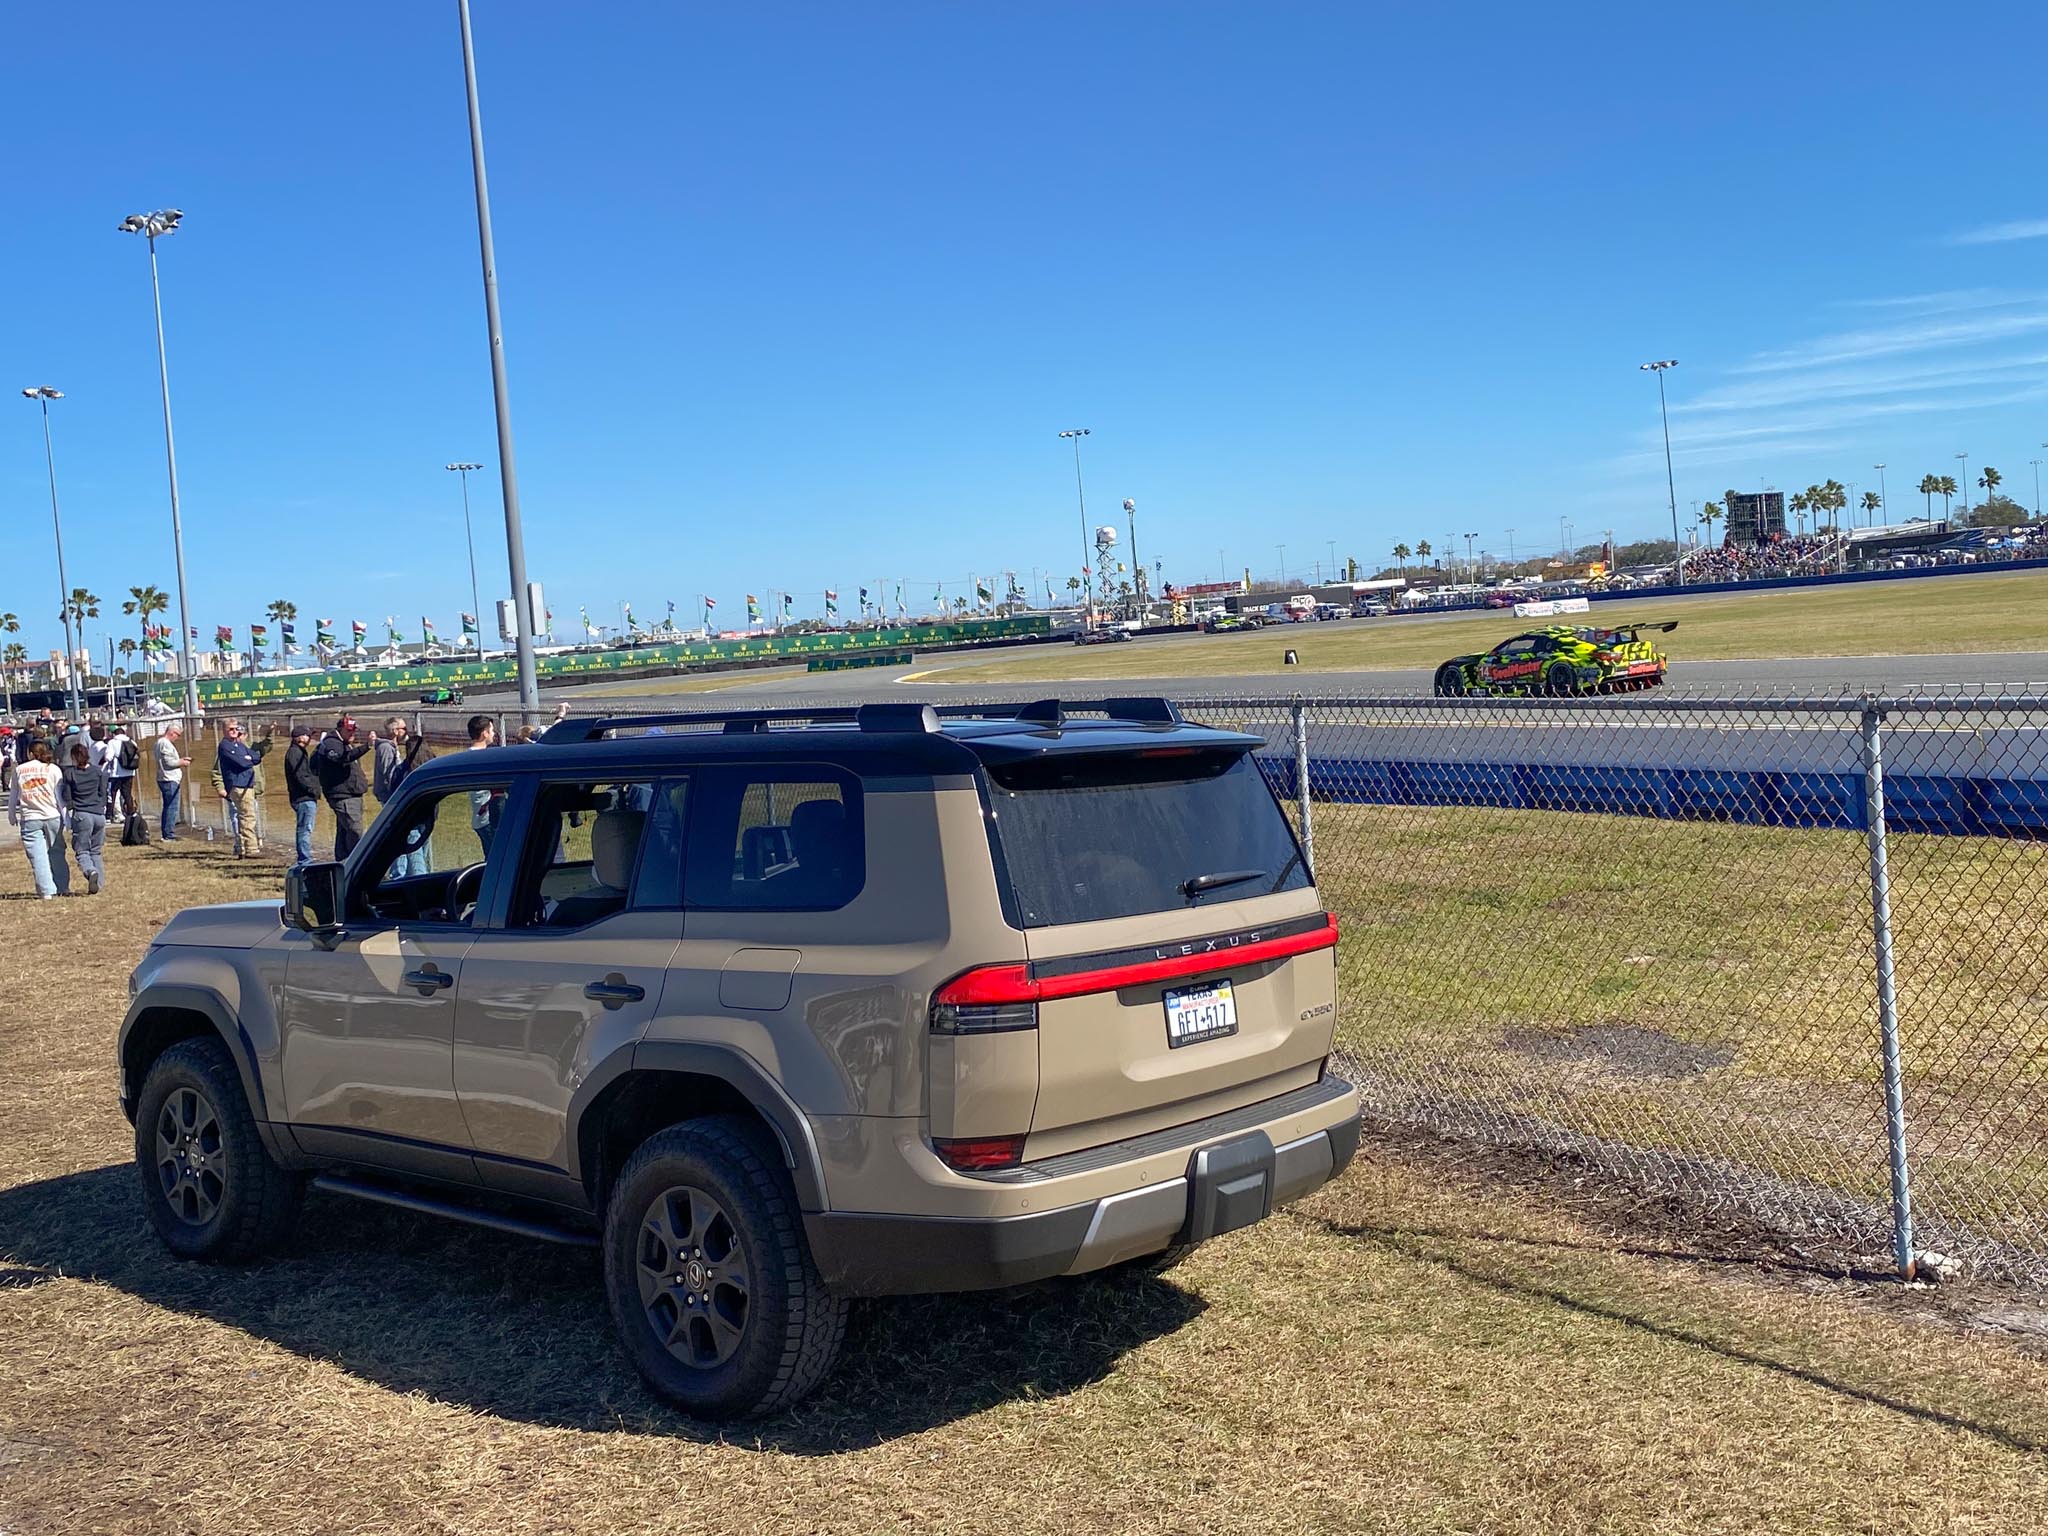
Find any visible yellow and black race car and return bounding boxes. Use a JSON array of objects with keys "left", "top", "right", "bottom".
[{"left": 1433, "top": 621, "right": 1677, "bottom": 696}]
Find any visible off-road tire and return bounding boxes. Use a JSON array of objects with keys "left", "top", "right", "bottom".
[
  {"left": 603, "top": 1116, "right": 848, "bottom": 1420},
  {"left": 1433, "top": 664, "right": 1467, "bottom": 697},
  {"left": 135, "top": 1035, "right": 303, "bottom": 1262}
]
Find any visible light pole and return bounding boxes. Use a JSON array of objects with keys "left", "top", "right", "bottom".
[
  {"left": 2033, "top": 457, "right": 2043, "bottom": 518},
  {"left": 1505, "top": 526, "right": 1517, "bottom": 572},
  {"left": 1059, "top": 429, "right": 1092, "bottom": 620},
  {"left": 1873, "top": 463, "right": 1886, "bottom": 527},
  {"left": 117, "top": 208, "right": 201, "bottom": 727},
  {"left": 445, "top": 463, "right": 487, "bottom": 656},
  {"left": 1640, "top": 360, "right": 1682, "bottom": 586},
  {"left": 22, "top": 388, "right": 83, "bottom": 719},
  {"left": 1463, "top": 532, "right": 1477, "bottom": 582},
  {"left": 1560, "top": 516, "right": 1572, "bottom": 560},
  {"left": 457, "top": 0, "right": 540, "bottom": 716},
  {"left": 1956, "top": 451, "right": 1970, "bottom": 523},
  {"left": 1122, "top": 497, "right": 1142, "bottom": 608},
  {"left": 1276, "top": 544, "right": 1287, "bottom": 583}
]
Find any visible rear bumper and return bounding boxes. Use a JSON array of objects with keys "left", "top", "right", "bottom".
[{"left": 805, "top": 1079, "right": 1361, "bottom": 1296}]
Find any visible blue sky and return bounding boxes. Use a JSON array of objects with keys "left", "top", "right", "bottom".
[{"left": 5, "top": 2, "right": 2048, "bottom": 658}]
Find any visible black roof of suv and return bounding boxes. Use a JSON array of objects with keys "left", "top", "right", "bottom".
[{"left": 404, "top": 698, "right": 1265, "bottom": 783}]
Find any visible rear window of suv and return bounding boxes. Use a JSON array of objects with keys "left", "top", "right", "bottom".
[{"left": 983, "top": 748, "right": 1310, "bottom": 927}]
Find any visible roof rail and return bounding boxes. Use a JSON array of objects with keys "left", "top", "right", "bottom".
[{"left": 535, "top": 695, "right": 1184, "bottom": 745}]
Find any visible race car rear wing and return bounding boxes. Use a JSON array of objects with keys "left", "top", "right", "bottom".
[{"left": 1611, "top": 620, "right": 1679, "bottom": 640}]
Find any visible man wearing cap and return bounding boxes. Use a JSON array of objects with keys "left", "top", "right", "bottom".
[
  {"left": 281, "top": 725, "right": 321, "bottom": 864},
  {"left": 312, "top": 715, "right": 376, "bottom": 859}
]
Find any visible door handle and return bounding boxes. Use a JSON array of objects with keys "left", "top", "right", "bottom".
[
  {"left": 584, "top": 974, "right": 646, "bottom": 1009},
  {"left": 403, "top": 966, "right": 455, "bottom": 994}
]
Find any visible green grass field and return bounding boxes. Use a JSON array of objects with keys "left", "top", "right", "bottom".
[
  {"left": 929, "top": 566, "right": 2048, "bottom": 683},
  {"left": 1312, "top": 801, "right": 2048, "bottom": 1266}
]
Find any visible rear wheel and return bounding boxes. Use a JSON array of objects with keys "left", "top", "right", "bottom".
[
  {"left": 135, "top": 1036, "right": 302, "bottom": 1262},
  {"left": 1433, "top": 664, "right": 1467, "bottom": 697},
  {"left": 602, "top": 1116, "right": 847, "bottom": 1420}
]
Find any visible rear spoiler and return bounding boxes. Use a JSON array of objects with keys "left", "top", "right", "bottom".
[{"left": 1614, "top": 621, "right": 1679, "bottom": 638}]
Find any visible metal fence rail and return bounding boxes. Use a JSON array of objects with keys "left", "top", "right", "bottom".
[{"left": 202, "top": 687, "right": 2048, "bottom": 1281}]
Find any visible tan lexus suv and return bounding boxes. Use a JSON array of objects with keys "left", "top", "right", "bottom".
[{"left": 120, "top": 698, "right": 1360, "bottom": 1418}]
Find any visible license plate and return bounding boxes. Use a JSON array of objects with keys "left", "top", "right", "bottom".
[{"left": 1164, "top": 979, "right": 1238, "bottom": 1048}]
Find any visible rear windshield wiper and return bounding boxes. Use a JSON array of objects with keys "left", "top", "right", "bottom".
[{"left": 1181, "top": 869, "right": 1266, "bottom": 899}]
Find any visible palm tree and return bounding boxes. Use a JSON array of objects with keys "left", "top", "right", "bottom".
[
  {"left": 1938, "top": 475, "right": 1958, "bottom": 516},
  {"left": 1392, "top": 542, "right": 1411, "bottom": 577},
  {"left": 1788, "top": 490, "right": 1811, "bottom": 536},
  {"left": 1861, "top": 490, "right": 1882, "bottom": 524},
  {"left": 0, "top": 611, "right": 16, "bottom": 715},
  {"left": 1698, "top": 501, "right": 1723, "bottom": 544},
  {"left": 3, "top": 642, "right": 27, "bottom": 703},
  {"left": 1064, "top": 575, "right": 1081, "bottom": 598},
  {"left": 117, "top": 637, "right": 138, "bottom": 682},
  {"left": 1918, "top": 473, "right": 1940, "bottom": 516},
  {"left": 123, "top": 584, "right": 170, "bottom": 678},
  {"left": 63, "top": 588, "right": 100, "bottom": 686},
  {"left": 1820, "top": 479, "right": 1847, "bottom": 534},
  {"left": 1979, "top": 466, "right": 2002, "bottom": 497},
  {"left": 1416, "top": 539, "right": 1433, "bottom": 573}
]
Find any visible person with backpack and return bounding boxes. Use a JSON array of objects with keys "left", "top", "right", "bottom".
[
  {"left": 282, "top": 725, "right": 321, "bottom": 865},
  {"left": 103, "top": 722, "right": 143, "bottom": 826}
]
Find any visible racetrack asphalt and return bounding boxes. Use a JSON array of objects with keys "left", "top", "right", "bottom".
[{"left": 465, "top": 638, "right": 2048, "bottom": 713}]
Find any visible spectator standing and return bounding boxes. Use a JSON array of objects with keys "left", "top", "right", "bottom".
[
  {"left": 102, "top": 721, "right": 142, "bottom": 823},
  {"left": 282, "top": 726, "right": 320, "bottom": 865},
  {"left": 7, "top": 741, "right": 71, "bottom": 898},
  {"left": 215, "top": 718, "right": 276, "bottom": 858},
  {"left": 465, "top": 714, "right": 503, "bottom": 854},
  {"left": 374, "top": 717, "right": 434, "bottom": 876},
  {"left": 60, "top": 739, "right": 109, "bottom": 894},
  {"left": 154, "top": 723, "right": 191, "bottom": 841},
  {"left": 314, "top": 715, "right": 375, "bottom": 859}
]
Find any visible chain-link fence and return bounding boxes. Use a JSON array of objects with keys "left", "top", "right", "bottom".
[{"left": 1194, "top": 688, "right": 2047, "bottom": 1284}]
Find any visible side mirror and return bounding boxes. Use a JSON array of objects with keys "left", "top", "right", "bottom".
[{"left": 283, "top": 861, "right": 346, "bottom": 934}]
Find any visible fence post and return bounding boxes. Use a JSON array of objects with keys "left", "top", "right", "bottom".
[
  {"left": 1861, "top": 699, "right": 1916, "bottom": 1280},
  {"left": 1291, "top": 700, "right": 1314, "bottom": 876}
]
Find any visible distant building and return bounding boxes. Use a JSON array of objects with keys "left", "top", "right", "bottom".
[{"left": 1725, "top": 490, "right": 1786, "bottom": 544}]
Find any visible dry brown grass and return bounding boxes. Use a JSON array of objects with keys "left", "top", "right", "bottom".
[{"left": 5, "top": 844, "right": 2048, "bottom": 1533}]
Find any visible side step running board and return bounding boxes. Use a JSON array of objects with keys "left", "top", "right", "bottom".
[{"left": 311, "top": 1173, "right": 598, "bottom": 1248}]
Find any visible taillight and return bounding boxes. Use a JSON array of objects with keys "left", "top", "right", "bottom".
[
  {"left": 932, "top": 1134, "right": 1028, "bottom": 1172},
  {"left": 930, "top": 965, "right": 1039, "bottom": 1034},
  {"left": 1594, "top": 650, "right": 1616, "bottom": 664}
]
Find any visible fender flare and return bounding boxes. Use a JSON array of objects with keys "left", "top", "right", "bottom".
[
  {"left": 119, "top": 984, "right": 284, "bottom": 1156},
  {"left": 566, "top": 1039, "right": 830, "bottom": 1212}
]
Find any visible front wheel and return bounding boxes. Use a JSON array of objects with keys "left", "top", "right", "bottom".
[
  {"left": 603, "top": 1117, "right": 847, "bottom": 1420},
  {"left": 1433, "top": 664, "right": 1467, "bottom": 697},
  {"left": 135, "top": 1036, "right": 303, "bottom": 1262}
]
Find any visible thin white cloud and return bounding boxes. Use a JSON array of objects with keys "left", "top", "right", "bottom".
[
  {"left": 1675, "top": 351, "right": 2048, "bottom": 416},
  {"left": 1833, "top": 288, "right": 2029, "bottom": 311},
  {"left": 1948, "top": 218, "right": 2048, "bottom": 246},
  {"left": 1730, "top": 310, "right": 2048, "bottom": 373}
]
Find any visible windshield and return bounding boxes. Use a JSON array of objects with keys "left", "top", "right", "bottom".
[{"left": 983, "top": 749, "right": 1311, "bottom": 928}]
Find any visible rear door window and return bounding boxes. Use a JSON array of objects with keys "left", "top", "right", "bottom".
[
  {"left": 984, "top": 749, "right": 1309, "bottom": 928},
  {"left": 684, "top": 765, "right": 864, "bottom": 910}
]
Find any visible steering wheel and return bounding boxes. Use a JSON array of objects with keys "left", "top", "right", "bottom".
[{"left": 450, "top": 862, "right": 487, "bottom": 925}]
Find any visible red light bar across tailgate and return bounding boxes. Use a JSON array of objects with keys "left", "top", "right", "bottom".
[{"left": 933, "top": 912, "right": 1338, "bottom": 1007}]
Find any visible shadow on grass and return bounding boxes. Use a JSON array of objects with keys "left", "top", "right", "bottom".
[
  {"left": 0, "top": 1164, "right": 1203, "bottom": 1451},
  {"left": 1311, "top": 1214, "right": 2048, "bottom": 1456}
]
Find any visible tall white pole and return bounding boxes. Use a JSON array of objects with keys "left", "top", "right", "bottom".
[
  {"left": 143, "top": 237, "right": 202, "bottom": 729},
  {"left": 457, "top": 0, "right": 540, "bottom": 715}
]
